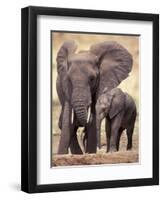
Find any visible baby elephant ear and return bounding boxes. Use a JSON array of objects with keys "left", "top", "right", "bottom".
[
  {"left": 90, "top": 41, "right": 133, "bottom": 97},
  {"left": 109, "top": 88, "right": 125, "bottom": 119},
  {"left": 56, "top": 40, "right": 77, "bottom": 74}
]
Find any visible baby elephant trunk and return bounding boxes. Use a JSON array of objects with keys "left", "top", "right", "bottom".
[{"left": 96, "top": 116, "right": 102, "bottom": 149}]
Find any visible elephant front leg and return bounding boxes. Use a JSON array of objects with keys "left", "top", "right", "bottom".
[
  {"left": 116, "top": 128, "right": 124, "bottom": 151},
  {"left": 86, "top": 114, "right": 97, "bottom": 153},
  {"left": 105, "top": 118, "right": 111, "bottom": 153},
  {"left": 109, "top": 115, "right": 122, "bottom": 153},
  {"left": 127, "top": 126, "right": 134, "bottom": 150},
  {"left": 70, "top": 126, "right": 83, "bottom": 154},
  {"left": 58, "top": 102, "right": 71, "bottom": 154},
  {"left": 58, "top": 108, "right": 63, "bottom": 129},
  {"left": 109, "top": 131, "right": 118, "bottom": 153}
]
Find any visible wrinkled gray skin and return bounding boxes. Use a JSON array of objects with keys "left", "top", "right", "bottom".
[
  {"left": 96, "top": 88, "right": 137, "bottom": 152},
  {"left": 56, "top": 41, "right": 133, "bottom": 154}
]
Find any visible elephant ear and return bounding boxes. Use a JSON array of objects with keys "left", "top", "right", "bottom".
[
  {"left": 90, "top": 41, "right": 133, "bottom": 97},
  {"left": 56, "top": 41, "right": 77, "bottom": 100},
  {"left": 56, "top": 40, "right": 77, "bottom": 74},
  {"left": 109, "top": 88, "right": 125, "bottom": 119}
]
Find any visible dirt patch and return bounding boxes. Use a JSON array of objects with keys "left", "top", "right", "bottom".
[{"left": 52, "top": 151, "right": 138, "bottom": 166}]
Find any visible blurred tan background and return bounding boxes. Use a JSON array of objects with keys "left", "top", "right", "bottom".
[{"left": 52, "top": 32, "right": 139, "bottom": 162}]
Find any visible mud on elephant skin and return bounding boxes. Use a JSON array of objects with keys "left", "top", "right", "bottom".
[
  {"left": 56, "top": 40, "right": 133, "bottom": 154},
  {"left": 96, "top": 88, "right": 137, "bottom": 152}
]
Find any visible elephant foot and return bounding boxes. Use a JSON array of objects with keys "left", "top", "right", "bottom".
[
  {"left": 109, "top": 145, "right": 117, "bottom": 153},
  {"left": 86, "top": 147, "right": 97, "bottom": 154},
  {"left": 70, "top": 146, "right": 83, "bottom": 154},
  {"left": 70, "top": 133, "right": 83, "bottom": 154},
  {"left": 127, "top": 144, "right": 132, "bottom": 150},
  {"left": 71, "top": 151, "right": 83, "bottom": 155},
  {"left": 57, "top": 147, "right": 69, "bottom": 154}
]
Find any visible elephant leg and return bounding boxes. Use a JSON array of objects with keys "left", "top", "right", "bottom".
[
  {"left": 116, "top": 128, "right": 124, "bottom": 151},
  {"left": 105, "top": 118, "right": 111, "bottom": 153},
  {"left": 86, "top": 114, "right": 97, "bottom": 153},
  {"left": 58, "top": 108, "right": 63, "bottom": 129},
  {"left": 58, "top": 102, "right": 71, "bottom": 154},
  {"left": 109, "top": 114, "right": 122, "bottom": 153},
  {"left": 127, "top": 126, "right": 134, "bottom": 150},
  {"left": 127, "top": 112, "right": 136, "bottom": 150},
  {"left": 70, "top": 126, "right": 83, "bottom": 154}
]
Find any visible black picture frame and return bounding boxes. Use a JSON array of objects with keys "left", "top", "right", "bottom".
[{"left": 21, "top": 6, "right": 159, "bottom": 193}]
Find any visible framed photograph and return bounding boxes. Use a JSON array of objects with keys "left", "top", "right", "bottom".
[{"left": 21, "top": 6, "right": 159, "bottom": 193}]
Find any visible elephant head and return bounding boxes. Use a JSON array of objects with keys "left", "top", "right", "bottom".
[
  {"left": 95, "top": 88, "right": 125, "bottom": 148},
  {"left": 56, "top": 40, "right": 133, "bottom": 154}
]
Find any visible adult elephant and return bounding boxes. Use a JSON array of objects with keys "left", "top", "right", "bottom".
[{"left": 56, "top": 40, "right": 133, "bottom": 154}]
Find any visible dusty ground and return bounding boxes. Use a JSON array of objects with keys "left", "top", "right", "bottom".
[{"left": 52, "top": 151, "right": 138, "bottom": 166}]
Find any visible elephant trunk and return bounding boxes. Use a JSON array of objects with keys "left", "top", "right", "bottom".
[
  {"left": 96, "top": 114, "right": 102, "bottom": 149},
  {"left": 73, "top": 104, "right": 87, "bottom": 126},
  {"left": 71, "top": 87, "right": 91, "bottom": 126}
]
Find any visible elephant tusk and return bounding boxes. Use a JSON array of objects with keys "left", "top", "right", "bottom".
[
  {"left": 71, "top": 109, "right": 74, "bottom": 124},
  {"left": 87, "top": 107, "right": 91, "bottom": 123}
]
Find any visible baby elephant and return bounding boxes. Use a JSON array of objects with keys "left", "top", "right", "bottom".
[{"left": 96, "top": 88, "right": 137, "bottom": 152}]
